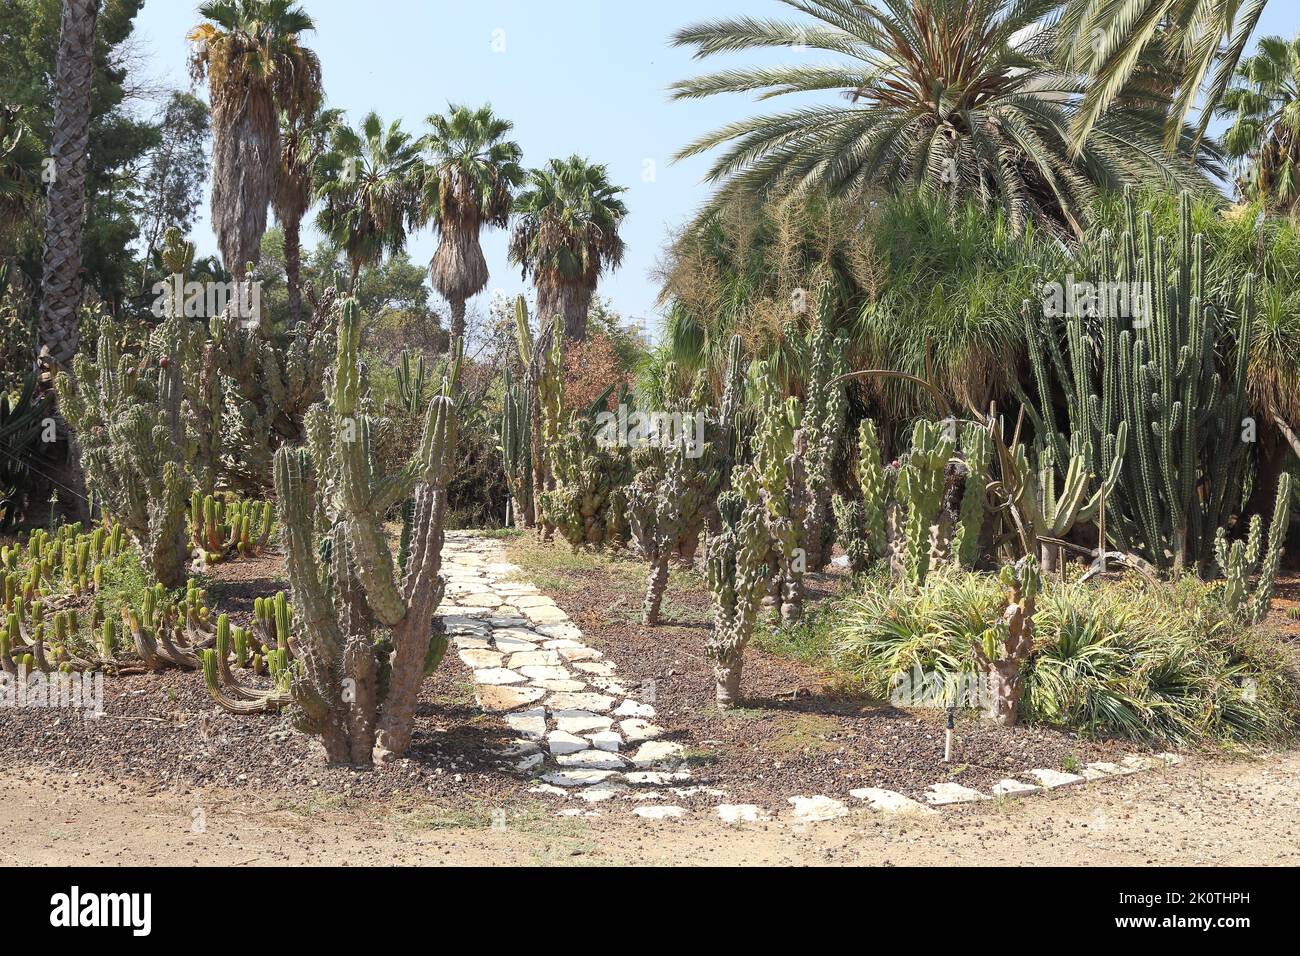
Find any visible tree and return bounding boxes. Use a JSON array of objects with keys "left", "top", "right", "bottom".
[
  {"left": 671, "top": 0, "right": 1220, "bottom": 236},
  {"left": 419, "top": 104, "right": 523, "bottom": 345},
  {"left": 508, "top": 155, "right": 628, "bottom": 341},
  {"left": 1218, "top": 34, "right": 1300, "bottom": 213},
  {"left": 314, "top": 112, "right": 422, "bottom": 291},
  {"left": 37, "top": 0, "right": 99, "bottom": 369},
  {"left": 274, "top": 104, "right": 341, "bottom": 324},
  {"left": 133, "top": 92, "right": 211, "bottom": 292},
  {"left": 1059, "top": 0, "right": 1270, "bottom": 153},
  {"left": 188, "top": 0, "right": 320, "bottom": 278}
]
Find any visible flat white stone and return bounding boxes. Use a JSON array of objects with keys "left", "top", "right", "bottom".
[
  {"left": 492, "top": 635, "right": 539, "bottom": 654},
  {"left": 991, "top": 779, "right": 1040, "bottom": 797},
  {"left": 485, "top": 562, "right": 521, "bottom": 575},
  {"left": 476, "top": 684, "right": 546, "bottom": 712},
  {"left": 445, "top": 617, "right": 492, "bottom": 633},
  {"left": 436, "top": 605, "right": 488, "bottom": 617},
  {"left": 631, "top": 740, "right": 685, "bottom": 769},
  {"left": 509, "top": 595, "right": 556, "bottom": 608},
  {"left": 514, "top": 753, "right": 544, "bottom": 772},
  {"left": 507, "top": 650, "right": 561, "bottom": 668},
  {"left": 1084, "top": 761, "right": 1135, "bottom": 778},
  {"left": 588, "top": 677, "right": 628, "bottom": 696},
  {"left": 498, "top": 739, "right": 541, "bottom": 758},
  {"left": 555, "top": 749, "right": 626, "bottom": 770},
  {"left": 451, "top": 636, "right": 492, "bottom": 650},
  {"left": 924, "top": 783, "right": 988, "bottom": 805},
  {"left": 542, "top": 638, "right": 585, "bottom": 650},
  {"left": 587, "top": 730, "right": 622, "bottom": 752},
  {"left": 576, "top": 783, "right": 628, "bottom": 803},
  {"left": 525, "top": 605, "right": 569, "bottom": 625},
  {"left": 545, "top": 692, "right": 614, "bottom": 712},
  {"left": 487, "top": 615, "right": 530, "bottom": 627},
  {"left": 474, "top": 667, "right": 526, "bottom": 686},
  {"left": 1028, "top": 769, "right": 1085, "bottom": 788},
  {"left": 619, "top": 718, "right": 663, "bottom": 742},
  {"left": 614, "top": 700, "right": 656, "bottom": 719},
  {"left": 527, "top": 784, "right": 567, "bottom": 797},
  {"left": 1121, "top": 755, "right": 1156, "bottom": 771},
  {"left": 573, "top": 661, "right": 616, "bottom": 676},
  {"left": 541, "top": 769, "right": 617, "bottom": 788},
  {"left": 849, "top": 788, "right": 939, "bottom": 816},
  {"left": 458, "top": 649, "right": 504, "bottom": 668},
  {"left": 625, "top": 771, "right": 691, "bottom": 786},
  {"left": 529, "top": 679, "right": 588, "bottom": 692},
  {"left": 556, "top": 645, "right": 602, "bottom": 662},
  {"left": 1156, "top": 752, "right": 1183, "bottom": 766},
  {"left": 788, "top": 795, "right": 849, "bottom": 822},
  {"left": 717, "top": 804, "right": 766, "bottom": 824},
  {"left": 461, "top": 592, "right": 505, "bottom": 607},
  {"left": 517, "top": 665, "right": 570, "bottom": 682},
  {"left": 554, "top": 710, "right": 613, "bottom": 734},
  {"left": 503, "top": 707, "right": 546, "bottom": 737},
  {"left": 634, "top": 805, "right": 685, "bottom": 820},
  {"left": 546, "top": 730, "right": 590, "bottom": 755},
  {"left": 536, "top": 623, "right": 584, "bottom": 641}
]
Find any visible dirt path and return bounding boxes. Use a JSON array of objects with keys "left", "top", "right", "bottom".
[{"left": 3, "top": 751, "right": 1296, "bottom": 866}]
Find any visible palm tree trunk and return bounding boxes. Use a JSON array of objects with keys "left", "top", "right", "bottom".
[
  {"left": 284, "top": 215, "right": 303, "bottom": 326},
  {"left": 38, "top": 0, "right": 99, "bottom": 368},
  {"left": 449, "top": 296, "right": 467, "bottom": 344}
]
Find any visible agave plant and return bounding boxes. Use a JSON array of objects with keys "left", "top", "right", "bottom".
[
  {"left": 671, "top": 0, "right": 1220, "bottom": 235},
  {"left": 1217, "top": 33, "right": 1300, "bottom": 212}
]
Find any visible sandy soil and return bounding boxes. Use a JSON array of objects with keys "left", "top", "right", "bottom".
[{"left": 3, "top": 750, "right": 1297, "bottom": 866}]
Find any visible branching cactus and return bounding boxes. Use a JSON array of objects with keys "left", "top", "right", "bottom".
[
  {"left": 753, "top": 372, "right": 807, "bottom": 621},
  {"left": 704, "top": 469, "right": 771, "bottom": 707},
  {"left": 56, "top": 229, "right": 200, "bottom": 588},
  {"left": 800, "top": 285, "right": 847, "bottom": 570},
  {"left": 1215, "top": 472, "right": 1291, "bottom": 624},
  {"left": 952, "top": 423, "right": 991, "bottom": 568},
  {"left": 273, "top": 297, "right": 460, "bottom": 766},
  {"left": 897, "top": 420, "right": 953, "bottom": 588},
  {"left": 394, "top": 349, "right": 431, "bottom": 415},
  {"left": 972, "top": 555, "right": 1040, "bottom": 726},
  {"left": 835, "top": 418, "right": 890, "bottom": 573}
]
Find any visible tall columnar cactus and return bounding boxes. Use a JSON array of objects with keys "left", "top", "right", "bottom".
[
  {"left": 952, "top": 423, "right": 992, "bottom": 568},
  {"left": 273, "top": 297, "right": 460, "bottom": 766},
  {"left": 1021, "top": 189, "right": 1253, "bottom": 573},
  {"left": 1010, "top": 423, "right": 1127, "bottom": 571},
  {"left": 511, "top": 297, "right": 564, "bottom": 533},
  {"left": 972, "top": 555, "right": 1040, "bottom": 726},
  {"left": 1216, "top": 472, "right": 1292, "bottom": 624},
  {"left": 395, "top": 349, "right": 430, "bottom": 415},
  {"left": 897, "top": 420, "right": 953, "bottom": 588},
  {"left": 55, "top": 229, "right": 199, "bottom": 588},
  {"left": 752, "top": 371, "right": 807, "bottom": 621},
  {"left": 704, "top": 469, "right": 772, "bottom": 707},
  {"left": 800, "top": 285, "right": 847, "bottom": 570},
  {"left": 835, "top": 417, "right": 889, "bottom": 572},
  {"left": 500, "top": 365, "right": 533, "bottom": 527}
]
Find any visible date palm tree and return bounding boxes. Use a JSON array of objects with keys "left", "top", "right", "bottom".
[
  {"left": 419, "top": 104, "right": 524, "bottom": 345},
  {"left": 671, "top": 0, "right": 1219, "bottom": 236},
  {"left": 1217, "top": 33, "right": 1300, "bottom": 213},
  {"left": 274, "top": 104, "right": 342, "bottom": 325},
  {"left": 188, "top": 0, "right": 320, "bottom": 278},
  {"left": 314, "top": 112, "right": 422, "bottom": 291},
  {"left": 38, "top": 0, "right": 99, "bottom": 369},
  {"left": 1059, "top": 0, "right": 1270, "bottom": 153},
  {"left": 508, "top": 156, "right": 628, "bottom": 341}
]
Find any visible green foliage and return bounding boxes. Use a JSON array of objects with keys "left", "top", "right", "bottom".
[
  {"left": 897, "top": 420, "right": 953, "bottom": 588},
  {"left": 1216, "top": 473, "right": 1293, "bottom": 625}
]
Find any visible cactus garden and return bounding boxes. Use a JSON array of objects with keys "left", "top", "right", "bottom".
[{"left": 3, "top": 0, "right": 1300, "bottom": 873}]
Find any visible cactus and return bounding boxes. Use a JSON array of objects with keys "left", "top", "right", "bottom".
[
  {"left": 201, "top": 602, "right": 295, "bottom": 714},
  {"left": 800, "top": 285, "right": 847, "bottom": 570},
  {"left": 189, "top": 493, "right": 275, "bottom": 562},
  {"left": 752, "top": 370, "right": 807, "bottom": 620},
  {"left": 952, "top": 423, "right": 991, "bottom": 568},
  {"left": 394, "top": 349, "right": 430, "bottom": 416},
  {"left": 972, "top": 555, "right": 1040, "bottom": 726},
  {"left": 1021, "top": 190, "right": 1253, "bottom": 573},
  {"left": 499, "top": 365, "right": 533, "bottom": 527},
  {"left": 55, "top": 229, "right": 200, "bottom": 589},
  {"left": 704, "top": 469, "right": 772, "bottom": 707},
  {"left": 1216, "top": 473, "right": 1291, "bottom": 624},
  {"left": 836, "top": 418, "right": 890, "bottom": 573},
  {"left": 272, "top": 297, "right": 460, "bottom": 766},
  {"left": 897, "top": 420, "right": 953, "bottom": 588}
]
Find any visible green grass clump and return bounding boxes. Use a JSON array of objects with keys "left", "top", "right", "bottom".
[{"left": 832, "top": 566, "right": 1300, "bottom": 747}]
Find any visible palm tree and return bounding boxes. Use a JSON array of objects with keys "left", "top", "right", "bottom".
[
  {"left": 274, "top": 104, "right": 342, "bottom": 325},
  {"left": 0, "top": 106, "right": 41, "bottom": 249},
  {"left": 37, "top": 0, "right": 99, "bottom": 370},
  {"left": 419, "top": 104, "right": 524, "bottom": 345},
  {"left": 670, "top": 0, "right": 1220, "bottom": 236},
  {"left": 1218, "top": 34, "right": 1300, "bottom": 213},
  {"left": 508, "top": 156, "right": 628, "bottom": 341},
  {"left": 1059, "top": 0, "right": 1270, "bottom": 154},
  {"left": 188, "top": 0, "right": 320, "bottom": 279},
  {"left": 314, "top": 112, "right": 422, "bottom": 291}
]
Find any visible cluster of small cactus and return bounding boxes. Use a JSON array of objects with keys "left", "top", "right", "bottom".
[
  {"left": 118, "top": 579, "right": 217, "bottom": 672},
  {"left": 271, "top": 297, "right": 460, "bottom": 766},
  {"left": 971, "top": 555, "right": 1041, "bottom": 726},
  {"left": 1021, "top": 190, "right": 1254, "bottom": 573},
  {"left": 1, "top": 521, "right": 128, "bottom": 602},
  {"left": 201, "top": 592, "right": 296, "bottom": 714},
  {"left": 189, "top": 492, "right": 275, "bottom": 564},
  {"left": 1214, "top": 473, "right": 1292, "bottom": 625}
]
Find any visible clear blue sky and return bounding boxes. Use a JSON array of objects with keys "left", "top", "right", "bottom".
[{"left": 132, "top": 1, "right": 1296, "bottom": 341}]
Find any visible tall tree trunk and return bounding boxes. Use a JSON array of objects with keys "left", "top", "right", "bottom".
[
  {"left": 38, "top": 0, "right": 98, "bottom": 367},
  {"left": 284, "top": 215, "right": 303, "bottom": 326},
  {"left": 538, "top": 280, "right": 593, "bottom": 342},
  {"left": 449, "top": 296, "right": 466, "bottom": 345},
  {"left": 37, "top": 0, "right": 99, "bottom": 526}
]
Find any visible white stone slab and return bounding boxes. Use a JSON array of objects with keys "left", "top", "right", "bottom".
[
  {"left": 788, "top": 795, "right": 849, "bottom": 822},
  {"left": 849, "top": 788, "right": 939, "bottom": 816}
]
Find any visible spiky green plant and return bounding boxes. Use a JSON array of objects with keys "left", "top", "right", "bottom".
[{"left": 897, "top": 420, "right": 953, "bottom": 588}]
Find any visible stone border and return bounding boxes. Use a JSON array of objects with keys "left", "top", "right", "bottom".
[{"left": 441, "top": 532, "right": 1185, "bottom": 825}]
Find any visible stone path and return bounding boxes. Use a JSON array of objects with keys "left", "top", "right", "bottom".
[{"left": 440, "top": 532, "right": 1183, "bottom": 825}]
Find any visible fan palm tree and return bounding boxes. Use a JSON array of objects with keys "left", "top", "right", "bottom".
[
  {"left": 0, "top": 106, "right": 40, "bottom": 245},
  {"left": 1217, "top": 34, "right": 1300, "bottom": 213},
  {"left": 37, "top": 0, "right": 99, "bottom": 369},
  {"left": 314, "top": 112, "right": 422, "bottom": 291},
  {"left": 1059, "top": 0, "right": 1270, "bottom": 154},
  {"left": 418, "top": 104, "right": 524, "bottom": 345},
  {"left": 188, "top": 0, "right": 320, "bottom": 279},
  {"left": 508, "top": 156, "right": 628, "bottom": 341},
  {"left": 274, "top": 104, "right": 342, "bottom": 325},
  {"left": 671, "top": 0, "right": 1220, "bottom": 236}
]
